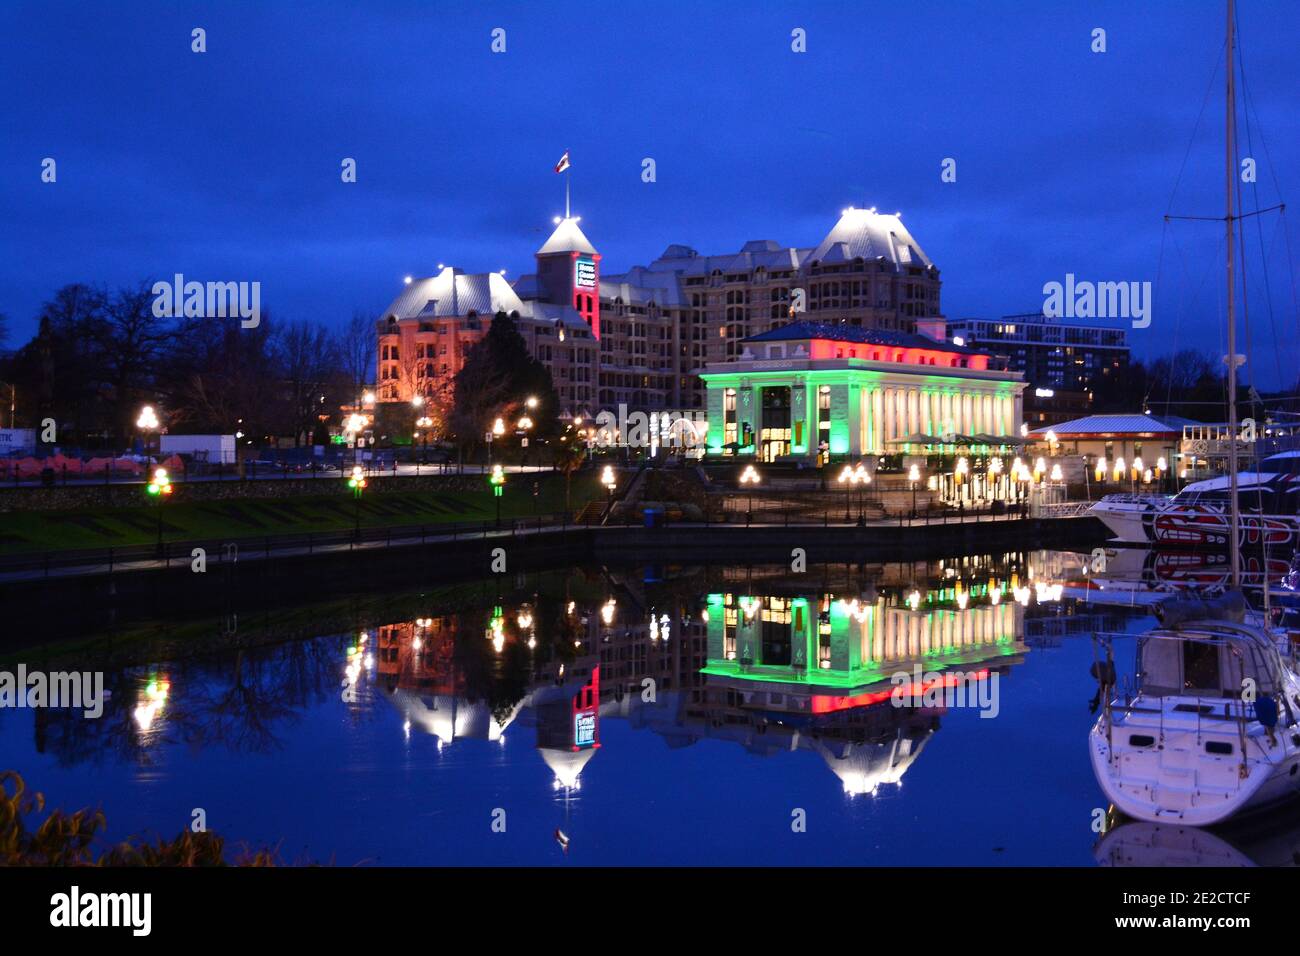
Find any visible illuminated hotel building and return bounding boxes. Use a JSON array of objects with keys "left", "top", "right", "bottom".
[
  {"left": 375, "top": 207, "right": 946, "bottom": 417},
  {"left": 699, "top": 322, "right": 1026, "bottom": 462}
]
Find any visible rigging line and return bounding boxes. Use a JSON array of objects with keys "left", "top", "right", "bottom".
[
  {"left": 1235, "top": 4, "right": 1288, "bottom": 202},
  {"left": 1149, "top": 217, "right": 1172, "bottom": 415},
  {"left": 1233, "top": 7, "right": 1285, "bottom": 390},
  {"left": 1165, "top": 37, "right": 1227, "bottom": 218}
]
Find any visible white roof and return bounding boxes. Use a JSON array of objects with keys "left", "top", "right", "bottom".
[
  {"left": 538, "top": 217, "right": 597, "bottom": 255},
  {"left": 381, "top": 267, "right": 523, "bottom": 320},
  {"left": 807, "top": 208, "right": 932, "bottom": 269}
]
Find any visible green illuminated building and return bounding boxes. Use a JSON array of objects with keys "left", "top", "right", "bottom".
[{"left": 699, "top": 321, "right": 1026, "bottom": 462}]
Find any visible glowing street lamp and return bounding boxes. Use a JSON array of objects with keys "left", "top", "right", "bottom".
[
  {"left": 348, "top": 464, "right": 367, "bottom": 539},
  {"left": 908, "top": 463, "right": 921, "bottom": 519},
  {"left": 146, "top": 466, "right": 172, "bottom": 496},
  {"left": 136, "top": 404, "right": 160, "bottom": 458},
  {"left": 146, "top": 466, "right": 173, "bottom": 553},
  {"left": 489, "top": 463, "right": 506, "bottom": 526},
  {"left": 739, "top": 463, "right": 761, "bottom": 522},
  {"left": 837, "top": 464, "right": 855, "bottom": 521}
]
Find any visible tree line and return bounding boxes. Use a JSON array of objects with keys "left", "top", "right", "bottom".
[
  {"left": 0, "top": 284, "right": 560, "bottom": 453},
  {"left": 0, "top": 283, "right": 376, "bottom": 449}
]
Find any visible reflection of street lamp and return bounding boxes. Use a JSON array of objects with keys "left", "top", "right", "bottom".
[{"left": 739, "top": 463, "right": 761, "bottom": 522}]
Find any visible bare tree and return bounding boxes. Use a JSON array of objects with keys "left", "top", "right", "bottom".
[
  {"left": 339, "top": 310, "right": 377, "bottom": 403},
  {"left": 279, "top": 320, "right": 340, "bottom": 446}
]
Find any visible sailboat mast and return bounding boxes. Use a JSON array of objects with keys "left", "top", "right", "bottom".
[{"left": 1225, "top": 0, "right": 1241, "bottom": 589}]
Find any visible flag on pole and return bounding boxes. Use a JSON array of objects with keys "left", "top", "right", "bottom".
[{"left": 554, "top": 150, "right": 571, "bottom": 174}]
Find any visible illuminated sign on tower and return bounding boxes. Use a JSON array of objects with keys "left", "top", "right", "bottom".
[{"left": 536, "top": 218, "right": 601, "bottom": 340}]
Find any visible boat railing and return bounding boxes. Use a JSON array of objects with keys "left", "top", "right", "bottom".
[{"left": 1093, "top": 493, "right": 1171, "bottom": 506}]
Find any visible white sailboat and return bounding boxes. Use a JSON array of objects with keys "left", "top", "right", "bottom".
[{"left": 1088, "top": 0, "right": 1300, "bottom": 827}]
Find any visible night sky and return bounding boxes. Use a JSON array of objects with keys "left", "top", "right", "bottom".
[{"left": 2, "top": 1, "right": 1297, "bottom": 385}]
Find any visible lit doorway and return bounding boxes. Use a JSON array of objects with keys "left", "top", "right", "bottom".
[{"left": 760, "top": 387, "right": 792, "bottom": 462}]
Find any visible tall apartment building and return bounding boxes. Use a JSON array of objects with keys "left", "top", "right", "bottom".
[
  {"left": 946, "top": 313, "right": 1128, "bottom": 394},
  {"left": 376, "top": 206, "right": 943, "bottom": 418}
]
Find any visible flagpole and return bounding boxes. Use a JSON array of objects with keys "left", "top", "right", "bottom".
[{"left": 565, "top": 169, "right": 570, "bottom": 219}]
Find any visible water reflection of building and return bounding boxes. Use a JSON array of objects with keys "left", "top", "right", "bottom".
[
  {"left": 700, "top": 589, "right": 1025, "bottom": 701},
  {"left": 536, "top": 667, "right": 601, "bottom": 790},
  {"left": 376, "top": 620, "right": 522, "bottom": 746},
  {"left": 366, "top": 560, "right": 1038, "bottom": 797}
]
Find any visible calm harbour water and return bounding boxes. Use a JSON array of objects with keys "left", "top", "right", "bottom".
[{"left": 4, "top": 547, "right": 1292, "bottom": 866}]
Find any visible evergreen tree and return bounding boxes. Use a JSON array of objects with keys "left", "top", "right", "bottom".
[{"left": 451, "top": 311, "right": 561, "bottom": 443}]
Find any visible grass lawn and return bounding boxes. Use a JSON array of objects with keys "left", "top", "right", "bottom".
[{"left": 0, "top": 473, "right": 602, "bottom": 554}]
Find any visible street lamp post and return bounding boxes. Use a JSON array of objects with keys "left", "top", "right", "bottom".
[
  {"left": 908, "top": 463, "right": 921, "bottom": 520},
  {"left": 410, "top": 395, "right": 425, "bottom": 469},
  {"left": 136, "top": 404, "right": 160, "bottom": 460},
  {"left": 739, "top": 464, "right": 761, "bottom": 524},
  {"left": 601, "top": 464, "right": 617, "bottom": 520},
  {"left": 517, "top": 413, "right": 534, "bottom": 472},
  {"left": 348, "top": 465, "right": 367, "bottom": 540},
  {"left": 146, "top": 466, "right": 173, "bottom": 556},
  {"left": 415, "top": 415, "right": 433, "bottom": 473},
  {"left": 489, "top": 464, "right": 506, "bottom": 527},
  {"left": 852, "top": 463, "right": 870, "bottom": 526},
  {"left": 489, "top": 416, "right": 505, "bottom": 469}
]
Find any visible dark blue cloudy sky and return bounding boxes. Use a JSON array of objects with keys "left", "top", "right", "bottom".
[{"left": 2, "top": 0, "right": 1297, "bottom": 385}]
